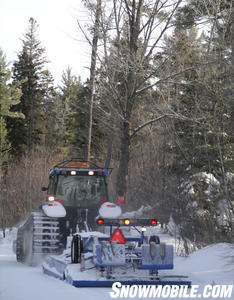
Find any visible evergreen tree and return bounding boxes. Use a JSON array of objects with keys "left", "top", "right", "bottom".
[
  {"left": 162, "top": 27, "right": 204, "bottom": 176},
  {"left": 0, "top": 48, "right": 24, "bottom": 236},
  {"left": 162, "top": 0, "right": 233, "bottom": 179},
  {"left": 7, "top": 18, "right": 54, "bottom": 155},
  {"left": 0, "top": 49, "right": 23, "bottom": 164},
  {"left": 58, "top": 69, "right": 88, "bottom": 157},
  {"left": 58, "top": 68, "right": 103, "bottom": 159},
  {"left": 160, "top": 1, "right": 234, "bottom": 243}
]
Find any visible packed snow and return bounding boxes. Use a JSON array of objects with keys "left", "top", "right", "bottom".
[{"left": 0, "top": 228, "right": 233, "bottom": 300}]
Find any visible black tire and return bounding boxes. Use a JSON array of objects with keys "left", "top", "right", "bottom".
[
  {"left": 149, "top": 235, "right": 160, "bottom": 244},
  {"left": 71, "top": 234, "right": 83, "bottom": 264}
]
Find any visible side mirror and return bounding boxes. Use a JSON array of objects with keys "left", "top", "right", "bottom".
[
  {"left": 117, "top": 196, "right": 126, "bottom": 205},
  {"left": 41, "top": 187, "right": 48, "bottom": 191}
]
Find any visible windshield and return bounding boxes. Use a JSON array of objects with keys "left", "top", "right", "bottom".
[{"left": 54, "top": 175, "right": 107, "bottom": 207}]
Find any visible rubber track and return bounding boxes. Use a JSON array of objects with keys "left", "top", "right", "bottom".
[{"left": 16, "top": 211, "right": 61, "bottom": 265}]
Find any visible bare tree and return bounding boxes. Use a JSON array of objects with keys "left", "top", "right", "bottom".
[
  {"left": 79, "top": 0, "right": 206, "bottom": 203},
  {"left": 0, "top": 148, "right": 61, "bottom": 232},
  {"left": 96, "top": 0, "right": 188, "bottom": 200},
  {"left": 81, "top": 0, "right": 102, "bottom": 162}
]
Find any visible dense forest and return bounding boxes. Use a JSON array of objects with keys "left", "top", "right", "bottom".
[{"left": 0, "top": 0, "right": 233, "bottom": 250}]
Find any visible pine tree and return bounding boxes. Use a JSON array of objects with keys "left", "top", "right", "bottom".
[
  {"left": 160, "top": 1, "right": 234, "bottom": 243},
  {"left": 163, "top": 0, "right": 233, "bottom": 179},
  {"left": 7, "top": 18, "right": 54, "bottom": 155},
  {"left": 58, "top": 69, "right": 88, "bottom": 157},
  {"left": 162, "top": 27, "right": 204, "bottom": 176},
  {"left": 0, "top": 49, "right": 24, "bottom": 235},
  {"left": 58, "top": 68, "right": 104, "bottom": 159},
  {"left": 173, "top": 2, "right": 233, "bottom": 177},
  {"left": 0, "top": 49, "right": 23, "bottom": 164}
]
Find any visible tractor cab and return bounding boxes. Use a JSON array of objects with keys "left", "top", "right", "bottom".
[
  {"left": 42, "top": 160, "right": 111, "bottom": 234},
  {"left": 46, "top": 160, "right": 109, "bottom": 208}
]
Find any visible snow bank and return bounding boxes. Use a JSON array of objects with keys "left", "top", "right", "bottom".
[
  {"left": 0, "top": 228, "right": 17, "bottom": 255},
  {"left": 175, "top": 243, "right": 234, "bottom": 285}
]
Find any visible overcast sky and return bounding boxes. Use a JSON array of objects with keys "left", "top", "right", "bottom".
[{"left": 0, "top": 0, "right": 91, "bottom": 84}]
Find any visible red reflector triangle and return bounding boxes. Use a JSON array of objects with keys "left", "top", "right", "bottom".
[{"left": 109, "top": 229, "right": 126, "bottom": 244}]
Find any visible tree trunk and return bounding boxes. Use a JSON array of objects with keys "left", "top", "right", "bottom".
[
  {"left": 232, "top": 2, "right": 234, "bottom": 69},
  {"left": 116, "top": 120, "right": 131, "bottom": 197},
  {"left": 85, "top": 0, "right": 102, "bottom": 162},
  {"left": 104, "top": 133, "right": 113, "bottom": 169},
  {"left": 104, "top": 109, "right": 114, "bottom": 169},
  {"left": 115, "top": 0, "right": 143, "bottom": 199},
  {"left": 0, "top": 162, "right": 8, "bottom": 237},
  {"left": 231, "top": 3, "right": 234, "bottom": 133}
]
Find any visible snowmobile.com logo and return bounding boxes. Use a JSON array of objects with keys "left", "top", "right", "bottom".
[{"left": 110, "top": 282, "right": 233, "bottom": 298}]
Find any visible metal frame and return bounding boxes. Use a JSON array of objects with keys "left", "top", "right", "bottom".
[{"left": 52, "top": 158, "right": 113, "bottom": 173}]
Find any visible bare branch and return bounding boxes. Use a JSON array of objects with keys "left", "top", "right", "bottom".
[
  {"left": 144, "top": 0, "right": 183, "bottom": 62},
  {"left": 77, "top": 20, "right": 93, "bottom": 47},
  {"left": 135, "top": 67, "right": 195, "bottom": 96},
  {"left": 131, "top": 113, "right": 202, "bottom": 138}
]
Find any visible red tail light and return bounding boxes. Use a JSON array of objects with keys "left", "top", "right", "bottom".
[
  {"left": 98, "top": 199, "right": 106, "bottom": 205},
  {"left": 55, "top": 198, "right": 64, "bottom": 205},
  {"left": 97, "top": 218, "right": 104, "bottom": 225}
]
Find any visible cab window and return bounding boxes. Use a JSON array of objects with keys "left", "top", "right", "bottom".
[{"left": 55, "top": 175, "right": 107, "bottom": 207}]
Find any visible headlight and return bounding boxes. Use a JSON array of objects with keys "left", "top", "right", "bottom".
[{"left": 48, "top": 196, "right": 55, "bottom": 201}]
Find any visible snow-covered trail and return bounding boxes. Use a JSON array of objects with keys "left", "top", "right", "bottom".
[
  {"left": 0, "top": 232, "right": 112, "bottom": 300},
  {"left": 0, "top": 251, "right": 97, "bottom": 300},
  {"left": 1, "top": 228, "right": 234, "bottom": 300}
]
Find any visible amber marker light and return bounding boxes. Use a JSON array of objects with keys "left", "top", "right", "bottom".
[{"left": 124, "top": 218, "right": 131, "bottom": 225}]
